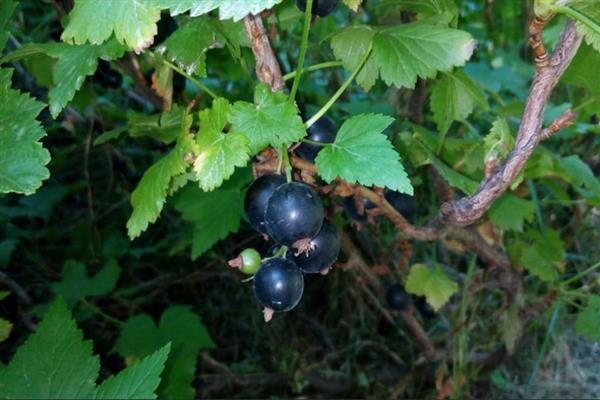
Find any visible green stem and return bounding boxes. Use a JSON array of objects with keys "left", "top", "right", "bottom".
[
  {"left": 302, "top": 138, "right": 327, "bottom": 146},
  {"left": 555, "top": 5, "right": 600, "bottom": 37},
  {"left": 281, "top": 146, "right": 292, "bottom": 183},
  {"left": 283, "top": 61, "right": 343, "bottom": 81},
  {"left": 288, "top": 0, "right": 313, "bottom": 102},
  {"left": 527, "top": 179, "right": 544, "bottom": 231},
  {"left": 162, "top": 59, "right": 218, "bottom": 99},
  {"left": 526, "top": 304, "right": 560, "bottom": 389},
  {"left": 305, "top": 45, "right": 372, "bottom": 129},
  {"left": 561, "top": 259, "right": 600, "bottom": 287},
  {"left": 80, "top": 299, "right": 124, "bottom": 327}
]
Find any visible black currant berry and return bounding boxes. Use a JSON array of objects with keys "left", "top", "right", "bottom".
[
  {"left": 288, "top": 220, "right": 340, "bottom": 273},
  {"left": 386, "top": 283, "right": 411, "bottom": 311},
  {"left": 384, "top": 190, "right": 416, "bottom": 222},
  {"left": 296, "top": 0, "right": 338, "bottom": 17},
  {"left": 265, "top": 182, "right": 324, "bottom": 246},
  {"left": 155, "top": 13, "right": 178, "bottom": 46},
  {"left": 343, "top": 196, "right": 376, "bottom": 223},
  {"left": 296, "top": 116, "right": 336, "bottom": 163},
  {"left": 415, "top": 297, "right": 436, "bottom": 319},
  {"left": 244, "top": 174, "right": 286, "bottom": 234},
  {"left": 94, "top": 60, "right": 122, "bottom": 89},
  {"left": 253, "top": 258, "right": 304, "bottom": 312}
]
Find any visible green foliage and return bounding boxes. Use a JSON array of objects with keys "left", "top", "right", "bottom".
[
  {"left": 316, "top": 114, "right": 413, "bottom": 194},
  {"left": 431, "top": 70, "right": 488, "bottom": 134},
  {"left": 230, "top": 84, "right": 306, "bottom": 153},
  {"left": 45, "top": 40, "right": 126, "bottom": 118},
  {"left": 51, "top": 259, "right": 121, "bottom": 306},
  {"left": 193, "top": 98, "right": 251, "bottom": 191},
  {"left": 2, "top": 0, "right": 600, "bottom": 397},
  {"left": 576, "top": 295, "right": 600, "bottom": 343},
  {"left": 127, "top": 131, "right": 197, "bottom": 239},
  {"left": 487, "top": 194, "right": 536, "bottom": 232},
  {"left": 484, "top": 117, "right": 514, "bottom": 164},
  {"left": 62, "top": 0, "right": 161, "bottom": 51},
  {"left": 0, "top": 299, "right": 170, "bottom": 399},
  {"left": 0, "top": 0, "right": 17, "bottom": 52},
  {"left": 405, "top": 263, "right": 458, "bottom": 311},
  {"left": 570, "top": 0, "right": 600, "bottom": 52},
  {"left": 114, "top": 306, "right": 214, "bottom": 399},
  {"left": 157, "top": 17, "right": 218, "bottom": 77},
  {"left": 174, "top": 169, "right": 251, "bottom": 259},
  {"left": 332, "top": 22, "right": 475, "bottom": 90},
  {"left": 0, "top": 69, "right": 50, "bottom": 195}
]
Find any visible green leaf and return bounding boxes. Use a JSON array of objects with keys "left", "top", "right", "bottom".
[
  {"left": 157, "top": 17, "right": 218, "bottom": 76},
  {"left": 512, "top": 228, "right": 564, "bottom": 282},
  {"left": 61, "top": 0, "right": 160, "bottom": 53},
  {"left": 230, "top": 84, "right": 305, "bottom": 153},
  {"left": 330, "top": 26, "right": 378, "bottom": 91},
  {"left": 521, "top": 246, "right": 558, "bottom": 282},
  {"left": 315, "top": 114, "right": 412, "bottom": 193},
  {"left": 576, "top": 295, "right": 600, "bottom": 343},
  {"left": 62, "top": 0, "right": 161, "bottom": 52},
  {"left": 152, "top": 0, "right": 284, "bottom": 21},
  {"left": 193, "top": 98, "right": 251, "bottom": 191},
  {"left": 556, "top": 155, "right": 600, "bottom": 194},
  {"left": 405, "top": 263, "right": 458, "bottom": 311},
  {"left": 45, "top": 40, "right": 126, "bottom": 118},
  {"left": 94, "top": 344, "right": 170, "bottom": 400},
  {"left": 51, "top": 259, "right": 121, "bottom": 306},
  {"left": 501, "top": 296, "right": 523, "bottom": 354},
  {"left": 174, "top": 172, "right": 250, "bottom": 259},
  {"left": 127, "top": 133, "right": 196, "bottom": 239},
  {"left": 0, "top": 68, "right": 50, "bottom": 195},
  {"left": 114, "top": 306, "right": 214, "bottom": 400},
  {"left": 128, "top": 105, "right": 188, "bottom": 144},
  {"left": 430, "top": 70, "right": 487, "bottom": 134},
  {"left": 331, "top": 22, "right": 474, "bottom": 90},
  {"left": 93, "top": 126, "right": 127, "bottom": 146},
  {"left": 570, "top": 0, "right": 600, "bottom": 53},
  {"left": 0, "top": 0, "right": 17, "bottom": 52},
  {"left": 343, "top": 0, "right": 363, "bottom": 11},
  {"left": 373, "top": 22, "right": 475, "bottom": 89},
  {"left": 414, "top": 137, "right": 479, "bottom": 195},
  {"left": 0, "top": 298, "right": 100, "bottom": 398},
  {"left": 487, "top": 194, "right": 536, "bottom": 232},
  {"left": 484, "top": 117, "right": 514, "bottom": 164},
  {"left": 0, "top": 238, "right": 18, "bottom": 268},
  {"left": 562, "top": 43, "right": 600, "bottom": 96},
  {"left": 0, "top": 317, "right": 12, "bottom": 343}
]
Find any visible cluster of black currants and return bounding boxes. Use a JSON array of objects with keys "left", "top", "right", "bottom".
[{"left": 232, "top": 171, "right": 340, "bottom": 322}]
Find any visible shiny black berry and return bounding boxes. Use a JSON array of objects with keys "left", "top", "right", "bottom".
[
  {"left": 296, "top": 0, "right": 338, "bottom": 17},
  {"left": 244, "top": 174, "right": 286, "bottom": 234},
  {"left": 296, "top": 116, "right": 336, "bottom": 163},
  {"left": 265, "top": 182, "right": 324, "bottom": 245},
  {"left": 288, "top": 220, "right": 340, "bottom": 273},
  {"left": 343, "top": 196, "right": 376, "bottom": 223},
  {"left": 386, "top": 284, "right": 411, "bottom": 311},
  {"left": 253, "top": 258, "right": 304, "bottom": 312},
  {"left": 384, "top": 190, "right": 416, "bottom": 222},
  {"left": 415, "top": 297, "right": 436, "bottom": 319},
  {"left": 94, "top": 60, "right": 122, "bottom": 89}
]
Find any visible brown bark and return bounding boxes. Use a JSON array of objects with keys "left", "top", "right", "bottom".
[
  {"left": 242, "top": 14, "right": 284, "bottom": 91},
  {"left": 439, "top": 21, "right": 582, "bottom": 226}
]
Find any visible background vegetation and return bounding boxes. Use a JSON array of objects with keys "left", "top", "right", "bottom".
[{"left": 0, "top": 0, "right": 599, "bottom": 398}]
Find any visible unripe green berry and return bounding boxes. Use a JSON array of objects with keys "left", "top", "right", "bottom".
[{"left": 240, "top": 248, "right": 261, "bottom": 275}]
